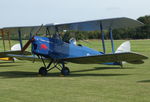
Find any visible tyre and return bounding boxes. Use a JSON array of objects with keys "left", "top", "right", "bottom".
[
  {"left": 61, "top": 67, "right": 70, "bottom": 75},
  {"left": 39, "top": 67, "right": 47, "bottom": 76}
]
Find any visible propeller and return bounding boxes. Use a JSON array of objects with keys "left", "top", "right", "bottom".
[
  {"left": 21, "top": 37, "right": 34, "bottom": 53},
  {"left": 21, "top": 24, "right": 44, "bottom": 53}
]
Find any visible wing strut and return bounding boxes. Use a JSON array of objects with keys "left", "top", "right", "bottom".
[
  {"left": 109, "top": 28, "right": 115, "bottom": 53},
  {"left": 100, "top": 22, "right": 106, "bottom": 53},
  {"left": 18, "top": 29, "right": 23, "bottom": 49},
  {"left": 46, "top": 27, "right": 50, "bottom": 37},
  {"left": 7, "top": 31, "right": 11, "bottom": 50},
  {"left": 1, "top": 29, "right": 6, "bottom": 51}
]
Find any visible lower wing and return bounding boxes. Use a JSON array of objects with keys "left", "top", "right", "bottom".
[
  {"left": 0, "top": 50, "right": 31, "bottom": 61},
  {"left": 7, "top": 54, "right": 50, "bottom": 62},
  {"left": 0, "top": 57, "right": 14, "bottom": 61},
  {"left": 62, "top": 52, "right": 148, "bottom": 64},
  {"left": 7, "top": 52, "right": 148, "bottom": 65},
  {"left": 0, "top": 50, "right": 31, "bottom": 58}
]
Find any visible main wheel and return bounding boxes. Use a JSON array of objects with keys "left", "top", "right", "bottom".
[
  {"left": 61, "top": 67, "right": 70, "bottom": 75},
  {"left": 39, "top": 67, "right": 47, "bottom": 76}
]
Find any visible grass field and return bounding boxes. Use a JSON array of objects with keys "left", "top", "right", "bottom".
[{"left": 0, "top": 39, "right": 150, "bottom": 102}]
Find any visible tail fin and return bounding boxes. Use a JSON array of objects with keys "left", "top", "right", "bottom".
[
  {"left": 115, "top": 41, "right": 146, "bottom": 65},
  {"left": 115, "top": 41, "right": 131, "bottom": 53},
  {"left": 115, "top": 41, "right": 131, "bottom": 66},
  {"left": 11, "top": 43, "right": 21, "bottom": 51},
  {"left": 10, "top": 43, "right": 21, "bottom": 61}
]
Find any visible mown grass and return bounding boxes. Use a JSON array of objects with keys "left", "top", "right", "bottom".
[{"left": 0, "top": 39, "right": 150, "bottom": 102}]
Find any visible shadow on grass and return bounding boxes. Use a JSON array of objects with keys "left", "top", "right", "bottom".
[
  {"left": 0, "top": 62, "right": 14, "bottom": 64},
  {"left": 0, "top": 71, "right": 38, "bottom": 78},
  {"left": 71, "top": 66, "right": 134, "bottom": 73},
  {"left": 69, "top": 73, "right": 130, "bottom": 77},
  {"left": 0, "top": 70, "right": 130, "bottom": 78},
  {"left": 0, "top": 61, "right": 21, "bottom": 67},
  {"left": 137, "top": 80, "right": 150, "bottom": 83},
  {"left": 0, "top": 65, "right": 20, "bottom": 67}
]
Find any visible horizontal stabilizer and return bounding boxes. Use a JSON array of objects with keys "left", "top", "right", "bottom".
[{"left": 126, "top": 60, "right": 144, "bottom": 64}]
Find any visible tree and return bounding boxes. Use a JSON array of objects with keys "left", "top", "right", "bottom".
[{"left": 137, "top": 15, "right": 150, "bottom": 24}]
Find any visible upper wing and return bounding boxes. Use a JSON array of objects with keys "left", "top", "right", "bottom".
[
  {"left": 54, "top": 17, "right": 143, "bottom": 31},
  {"left": 62, "top": 52, "right": 148, "bottom": 64},
  {"left": 0, "top": 17, "right": 143, "bottom": 35},
  {"left": 0, "top": 25, "right": 47, "bottom": 37}
]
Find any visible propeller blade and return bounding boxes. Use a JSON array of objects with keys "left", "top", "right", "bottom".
[
  {"left": 21, "top": 24, "right": 43, "bottom": 53},
  {"left": 21, "top": 37, "right": 34, "bottom": 52}
]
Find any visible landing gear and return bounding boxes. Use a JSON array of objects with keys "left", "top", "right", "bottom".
[
  {"left": 61, "top": 67, "right": 70, "bottom": 75},
  {"left": 120, "top": 62, "right": 123, "bottom": 68},
  {"left": 39, "top": 67, "right": 47, "bottom": 76},
  {"left": 38, "top": 56, "right": 70, "bottom": 76}
]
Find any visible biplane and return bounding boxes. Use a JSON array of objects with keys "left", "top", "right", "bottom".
[{"left": 0, "top": 17, "right": 148, "bottom": 76}]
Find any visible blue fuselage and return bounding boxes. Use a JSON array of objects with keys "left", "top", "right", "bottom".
[
  {"left": 32, "top": 36, "right": 103, "bottom": 59},
  {"left": 31, "top": 36, "right": 120, "bottom": 65}
]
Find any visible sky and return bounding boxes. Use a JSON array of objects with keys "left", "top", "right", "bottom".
[{"left": 0, "top": 0, "right": 149, "bottom": 28}]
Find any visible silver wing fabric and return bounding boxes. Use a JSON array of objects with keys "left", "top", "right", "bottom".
[{"left": 0, "top": 17, "right": 143, "bottom": 35}]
